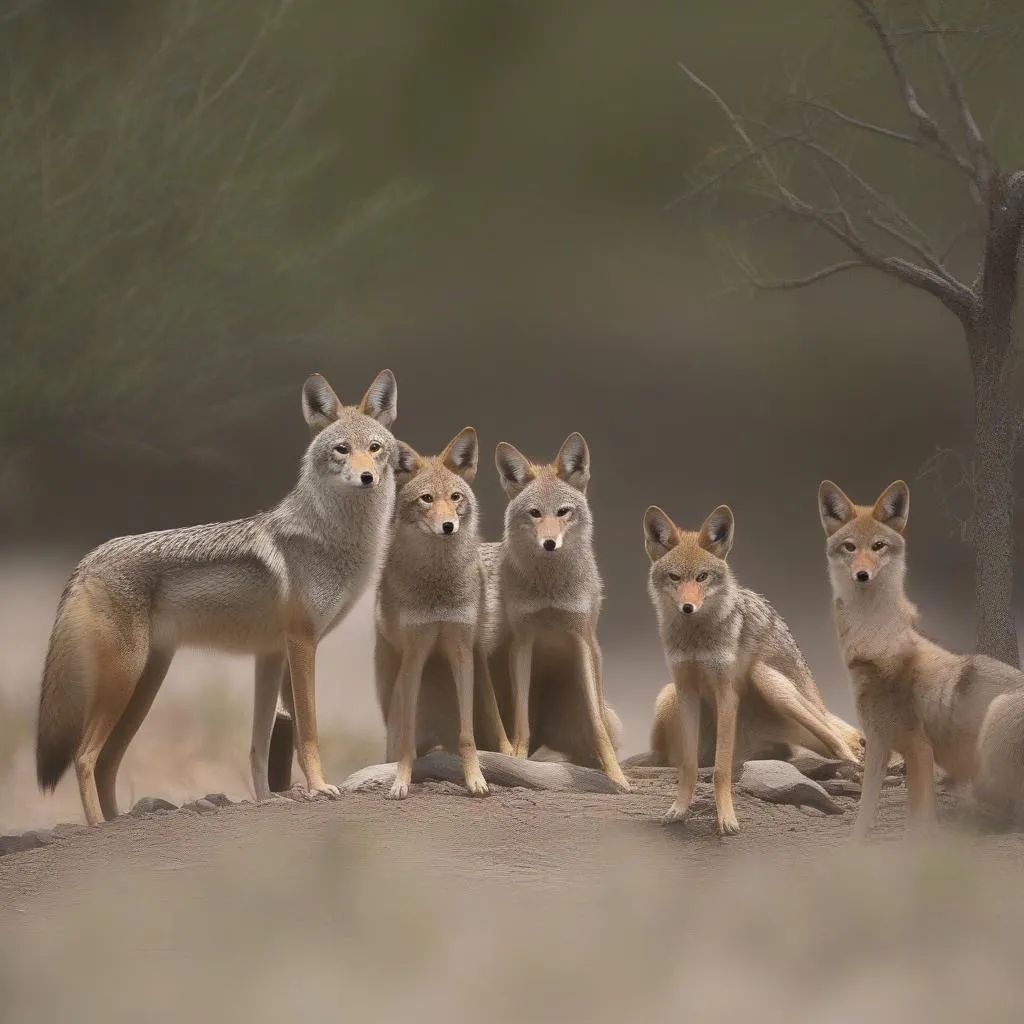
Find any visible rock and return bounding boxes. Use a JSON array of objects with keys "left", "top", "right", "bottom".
[
  {"left": 202, "top": 793, "right": 232, "bottom": 807},
  {"left": 820, "top": 778, "right": 862, "bottom": 798},
  {"left": 736, "top": 760, "right": 842, "bottom": 815},
  {"left": 130, "top": 797, "right": 178, "bottom": 817},
  {"left": 0, "top": 830, "right": 55, "bottom": 857},
  {"left": 883, "top": 775, "right": 903, "bottom": 788},
  {"left": 621, "top": 751, "right": 662, "bottom": 769},
  {"left": 787, "top": 752, "right": 848, "bottom": 781},
  {"left": 189, "top": 799, "right": 219, "bottom": 814}
]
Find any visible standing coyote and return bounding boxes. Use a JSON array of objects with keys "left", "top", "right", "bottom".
[
  {"left": 643, "top": 504, "right": 861, "bottom": 835},
  {"left": 35, "top": 369, "right": 399, "bottom": 825},
  {"left": 482, "top": 433, "right": 629, "bottom": 792},
  {"left": 374, "top": 426, "right": 511, "bottom": 800},
  {"left": 819, "top": 479, "right": 1024, "bottom": 839}
]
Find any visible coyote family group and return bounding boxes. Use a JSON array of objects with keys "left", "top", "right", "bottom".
[{"left": 34, "top": 370, "right": 1024, "bottom": 839}]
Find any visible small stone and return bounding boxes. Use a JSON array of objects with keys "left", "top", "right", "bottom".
[
  {"left": 190, "top": 799, "right": 219, "bottom": 814},
  {"left": 27, "top": 828, "right": 57, "bottom": 846},
  {"left": 788, "top": 752, "right": 847, "bottom": 781},
  {"left": 0, "top": 831, "right": 50, "bottom": 856},
  {"left": 737, "top": 760, "right": 842, "bottom": 815},
  {"left": 202, "top": 793, "right": 232, "bottom": 807},
  {"left": 820, "top": 778, "right": 862, "bottom": 798},
  {"left": 130, "top": 797, "right": 178, "bottom": 817},
  {"left": 883, "top": 775, "right": 903, "bottom": 788}
]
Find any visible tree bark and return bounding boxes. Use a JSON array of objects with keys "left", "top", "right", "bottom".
[
  {"left": 968, "top": 333, "right": 1018, "bottom": 666},
  {"left": 967, "top": 172, "right": 1024, "bottom": 667}
]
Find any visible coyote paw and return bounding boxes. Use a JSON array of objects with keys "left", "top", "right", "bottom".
[
  {"left": 717, "top": 812, "right": 741, "bottom": 836},
  {"left": 387, "top": 779, "right": 409, "bottom": 800},
  {"left": 305, "top": 782, "right": 340, "bottom": 800},
  {"left": 662, "top": 801, "right": 692, "bottom": 824},
  {"left": 608, "top": 770, "right": 632, "bottom": 794},
  {"left": 498, "top": 741, "right": 515, "bottom": 757},
  {"left": 465, "top": 773, "right": 490, "bottom": 798},
  {"left": 511, "top": 742, "right": 530, "bottom": 759}
]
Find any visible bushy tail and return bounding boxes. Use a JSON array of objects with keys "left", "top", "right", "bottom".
[
  {"left": 340, "top": 750, "right": 623, "bottom": 795},
  {"left": 36, "top": 583, "right": 90, "bottom": 791}
]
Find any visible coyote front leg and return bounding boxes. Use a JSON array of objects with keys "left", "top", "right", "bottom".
[
  {"left": 251, "top": 651, "right": 290, "bottom": 804},
  {"left": 475, "top": 645, "right": 513, "bottom": 756},
  {"left": 387, "top": 635, "right": 431, "bottom": 800},
  {"left": 509, "top": 633, "right": 534, "bottom": 758},
  {"left": 285, "top": 632, "right": 339, "bottom": 799},
  {"left": 577, "top": 630, "right": 630, "bottom": 792},
  {"left": 710, "top": 676, "right": 740, "bottom": 836},
  {"left": 851, "top": 728, "right": 892, "bottom": 842},
  {"left": 664, "top": 673, "right": 701, "bottom": 823},
  {"left": 903, "top": 732, "right": 937, "bottom": 835},
  {"left": 440, "top": 628, "right": 489, "bottom": 797}
]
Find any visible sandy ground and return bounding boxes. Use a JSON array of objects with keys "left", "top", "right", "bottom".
[
  {"left": 3, "top": 766, "right": 1024, "bottom": 1023},
  {"left": 6, "top": 555, "right": 1024, "bottom": 1022}
]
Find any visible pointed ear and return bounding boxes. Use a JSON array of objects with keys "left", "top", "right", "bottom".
[
  {"left": 697, "top": 505, "right": 734, "bottom": 560},
  {"left": 495, "top": 442, "right": 535, "bottom": 499},
  {"left": 393, "top": 441, "right": 422, "bottom": 480},
  {"left": 872, "top": 480, "right": 909, "bottom": 534},
  {"left": 554, "top": 432, "right": 590, "bottom": 493},
  {"left": 302, "top": 373, "right": 342, "bottom": 436},
  {"left": 441, "top": 426, "right": 479, "bottom": 483},
  {"left": 818, "top": 480, "right": 855, "bottom": 537},
  {"left": 358, "top": 368, "right": 397, "bottom": 428},
  {"left": 643, "top": 505, "right": 679, "bottom": 563}
]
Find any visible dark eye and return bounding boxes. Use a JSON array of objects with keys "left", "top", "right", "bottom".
[
  {"left": 668, "top": 572, "right": 681, "bottom": 583},
  {"left": 842, "top": 541, "right": 856, "bottom": 553},
  {"left": 334, "top": 443, "right": 350, "bottom": 456},
  {"left": 451, "top": 492, "right": 462, "bottom": 502},
  {"left": 556, "top": 506, "right": 571, "bottom": 517},
  {"left": 528, "top": 509, "right": 541, "bottom": 519},
  {"left": 695, "top": 571, "right": 709, "bottom": 583},
  {"left": 420, "top": 494, "right": 433, "bottom": 504},
  {"left": 871, "top": 540, "right": 887, "bottom": 551},
  {"left": 369, "top": 441, "right": 382, "bottom": 453}
]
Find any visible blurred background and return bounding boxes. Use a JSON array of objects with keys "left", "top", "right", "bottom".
[{"left": 2, "top": 0, "right": 1022, "bottom": 831}]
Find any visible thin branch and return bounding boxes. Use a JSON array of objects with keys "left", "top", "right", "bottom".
[
  {"left": 756, "top": 117, "right": 976, "bottom": 303},
  {"left": 737, "top": 259, "right": 868, "bottom": 291},
  {"left": 663, "top": 134, "right": 800, "bottom": 210},
  {"left": 848, "top": 0, "right": 980, "bottom": 190},
  {"left": 925, "top": 6, "right": 995, "bottom": 187},
  {"left": 677, "top": 59, "right": 978, "bottom": 320},
  {"left": 796, "top": 98, "right": 922, "bottom": 149}
]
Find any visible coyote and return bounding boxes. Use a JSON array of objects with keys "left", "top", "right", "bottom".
[
  {"left": 35, "top": 370, "right": 399, "bottom": 825},
  {"left": 819, "top": 479, "right": 1024, "bottom": 839},
  {"left": 374, "top": 426, "right": 511, "bottom": 800},
  {"left": 643, "top": 504, "right": 861, "bottom": 835},
  {"left": 482, "top": 433, "right": 630, "bottom": 792}
]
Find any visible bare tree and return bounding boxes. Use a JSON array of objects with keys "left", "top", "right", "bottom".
[{"left": 677, "top": 0, "right": 1024, "bottom": 666}]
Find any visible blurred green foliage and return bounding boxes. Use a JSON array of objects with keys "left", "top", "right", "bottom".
[{"left": 0, "top": 0, "right": 1020, "bottom": 499}]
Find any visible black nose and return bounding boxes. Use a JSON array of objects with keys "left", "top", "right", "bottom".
[
  {"left": 682, "top": 602, "right": 695, "bottom": 615},
  {"left": 442, "top": 521, "right": 455, "bottom": 535},
  {"left": 360, "top": 471, "right": 374, "bottom": 486},
  {"left": 855, "top": 570, "right": 870, "bottom": 582},
  {"left": 543, "top": 539, "right": 556, "bottom": 551}
]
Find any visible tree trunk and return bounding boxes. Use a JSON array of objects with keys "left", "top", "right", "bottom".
[
  {"left": 967, "top": 316, "right": 1019, "bottom": 668},
  {"left": 966, "top": 171, "right": 1024, "bottom": 668}
]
